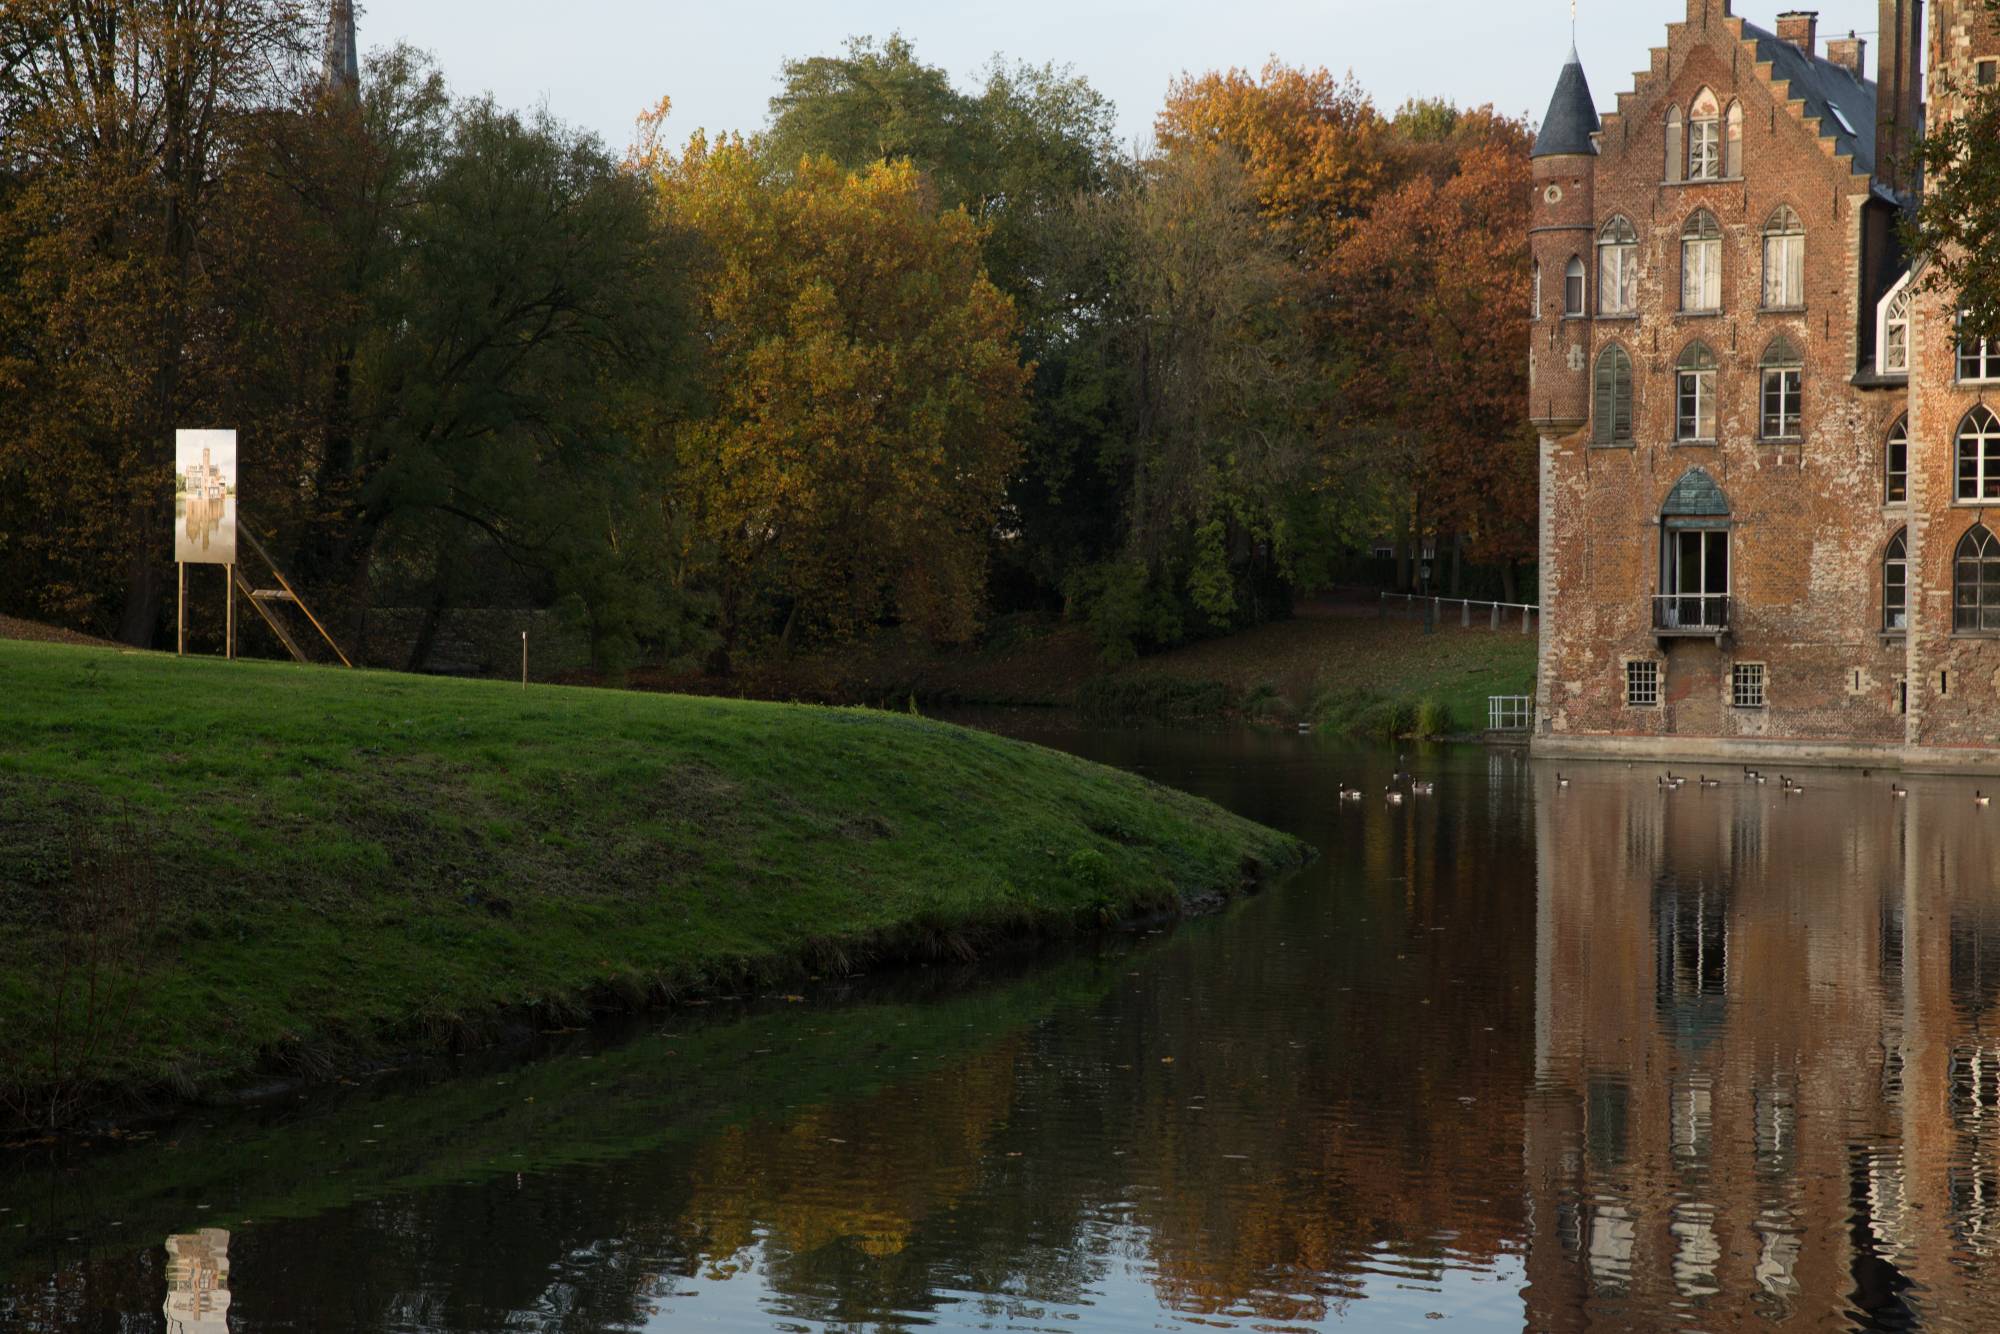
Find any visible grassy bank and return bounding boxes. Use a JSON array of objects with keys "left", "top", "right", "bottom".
[{"left": 0, "top": 641, "right": 1305, "bottom": 1129}]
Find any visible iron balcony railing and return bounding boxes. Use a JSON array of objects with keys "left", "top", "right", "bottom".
[{"left": 1653, "top": 593, "right": 1730, "bottom": 635}]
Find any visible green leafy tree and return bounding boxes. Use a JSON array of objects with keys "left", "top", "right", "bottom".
[
  {"left": 1054, "top": 146, "right": 1319, "bottom": 660},
  {"left": 1909, "top": 4, "right": 2000, "bottom": 342}
]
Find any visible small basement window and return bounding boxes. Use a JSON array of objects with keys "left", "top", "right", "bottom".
[
  {"left": 1732, "top": 663, "right": 1766, "bottom": 709},
  {"left": 1627, "top": 660, "right": 1661, "bottom": 708}
]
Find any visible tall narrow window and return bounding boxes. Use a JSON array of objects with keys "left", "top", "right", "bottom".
[
  {"left": 1688, "top": 89, "right": 1722, "bottom": 180},
  {"left": 1886, "top": 418, "right": 1909, "bottom": 503},
  {"left": 1957, "top": 406, "right": 2000, "bottom": 503},
  {"left": 1665, "top": 107, "right": 1685, "bottom": 184},
  {"left": 1598, "top": 216, "right": 1639, "bottom": 315},
  {"left": 1956, "top": 525, "right": 2000, "bottom": 633},
  {"left": 1762, "top": 206, "right": 1805, "bottom": 309},
  {"left": 1759, "top": 337, "right": 1804, "bottom": 440},
  {"left": 1659, "top": 469, "right": 1730, "bottom": 633},
  {"left": 1594, "top": 345, "right": 1634, "bottom": 445},
  {"left": 1564, "top": 256, "right": 1587, "bottom": 316},
  {"left": 1532, "top": 260, "right": 1542, "bottom": 320},
  {"left": 1882, "top": 285, "right": 1911, "bottom": 374},
  {"left": 1885, "top": 529, "right": 1909, "bottom": 632},
  {"left": 1960, "top": 320, "right": 1999, "bottom": 382},
  {"left": 1677, "top": 342, "right": 1718, "bottom": 441},
  {"left": 1682, "top": 211, "right": 1722, "bottom": 312},
  {"left": 1724, "top": 101, "right": 1744, "bottom": 177}
]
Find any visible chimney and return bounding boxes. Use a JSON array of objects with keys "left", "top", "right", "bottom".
[
  {"left": 1827, "top": 32, "right": 1867, "bottom": 76},
  {"left": 1877, "top": 0, "right": 1925, "bottom": 194},
  {"left": 1776, "top": 11, "right": 1820, "bottom": 53}
]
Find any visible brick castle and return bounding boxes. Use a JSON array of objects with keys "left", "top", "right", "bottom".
[{"left": 1530, "top": 0, "right": 2000, "bottom": 768}]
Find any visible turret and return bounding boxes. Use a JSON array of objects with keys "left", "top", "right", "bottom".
[{"left": 1529, "top": 47, "right": 1600, "bottom": 434}]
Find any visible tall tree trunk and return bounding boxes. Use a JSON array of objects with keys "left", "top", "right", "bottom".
[
  {"left": 116, "top": 554, "right": 165, "bottom": 647},
  {"left": 1501, "top": 560, "right": 1519, "bottom": 604},
  {"left": 1449, "top": 532, "right": 1464, "bottom": 597}
]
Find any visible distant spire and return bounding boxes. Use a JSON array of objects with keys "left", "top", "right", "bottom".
[{"left": 323, "top": 0, "right": 359, "bottom": 97}]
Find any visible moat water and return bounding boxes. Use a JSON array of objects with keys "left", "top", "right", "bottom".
[{"left": 7, "top": 719, "right": 2000, "bottom": 1331}]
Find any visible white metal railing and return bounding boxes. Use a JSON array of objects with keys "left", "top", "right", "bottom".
[
  {"left": 1379, "top": 592, "right": 1540, "bottom": 633},
  {"left": 1488, "top": 696, "right": 1534, "bottom": 732}
]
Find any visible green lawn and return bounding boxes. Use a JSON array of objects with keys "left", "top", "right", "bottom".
[
  {"left": 1115, "top": 610, "right": 1539, "bottom": 734},
  {"left": 0, "top": 642, "right": 1304, "bottom": 1127}
]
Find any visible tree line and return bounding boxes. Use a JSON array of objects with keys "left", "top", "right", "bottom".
[{"left": 0, "top": 4, "right": 1537, "bottom": 671}]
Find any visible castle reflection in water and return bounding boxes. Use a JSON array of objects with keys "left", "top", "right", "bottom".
[{"left": 1525, "top": 771, "right": 2000, "bottom": 1329}]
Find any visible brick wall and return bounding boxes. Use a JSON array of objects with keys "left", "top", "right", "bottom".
[{"left": 1537, "top": 0, "right": 1909, "bottom": 751}]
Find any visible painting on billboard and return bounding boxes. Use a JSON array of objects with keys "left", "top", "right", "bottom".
[{"left": 175, "top": 430, "right": 237, "bottom": 565}]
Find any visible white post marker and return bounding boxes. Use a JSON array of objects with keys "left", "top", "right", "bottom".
[{"left": 521, "top": 630, "right": 528, "bottom": 689}]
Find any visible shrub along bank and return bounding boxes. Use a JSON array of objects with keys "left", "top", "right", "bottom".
[{"left": 0, "top": 641, "right": 1306, "bottom": 1130}]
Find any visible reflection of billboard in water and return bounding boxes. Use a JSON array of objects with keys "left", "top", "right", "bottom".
[{"left": 175, "top": 429, "right": 237, "bottom": 565}]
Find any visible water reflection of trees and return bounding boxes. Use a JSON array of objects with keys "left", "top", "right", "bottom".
[{"left": 29, "top": 742, "right": 2000, "bottom": 1331}]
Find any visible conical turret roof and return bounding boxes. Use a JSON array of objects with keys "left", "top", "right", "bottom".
[{"left": 1533, "top": 47, "right": 1600, "bottom": 158}]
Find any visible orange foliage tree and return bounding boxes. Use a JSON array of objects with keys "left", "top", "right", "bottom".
[{"left": 1334, "top": 112, "right": 1536, "bottom": 589}]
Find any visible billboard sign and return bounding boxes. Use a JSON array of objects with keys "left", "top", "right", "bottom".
[{"left": 175, "top": 430, "right": 238, "bottom": 565}]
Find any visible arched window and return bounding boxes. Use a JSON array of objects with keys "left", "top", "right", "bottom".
[
  {"left": 1885, "top": 529, "right": 1909, "bottom": 631},
  {"left": 1682, "top": 211, "right": 1722, "bottom": 312},
  {"left": 1956, "top": 525, "right": 2000, "bottom": 632},
  {"left": 1564, "top": 256, "right": 1587, "bottom": 316},
  {"left": 1676, "top": 342, "right": 1718, "bottom": 442},
  {"left": 1957, "top": 406, "right": 2000, "bottom": 503},
  {"left": 1665, "top": 107, "right": 1685, "bottom": 184},
  {"left": 1724, "top": 101, "right": 1744, "bottom": 177},
  {"left": 1532, "top": 260, "right": 1542, "bottom": 320},
  {"left": 1762, "top": 206, "right": 1805, "bottom": 309},
  {"left": 1598, "top": 216, "right": 1639, "bottom": 315},
  {"left": 1759, "top": 337, "right": 1804, "bottom": 440},
  {"left": 1689, "top": 89, "right": 1723, "bottom": 180},
  {"left": 1594, "top": 345, "right": 1634, "bottom": 445},
  {"left": 1886, "top": 417, "right": 1909, "bottom": 503},
  {"left": 1881, "top": 283, "right": 1912, "bottom": 374}
]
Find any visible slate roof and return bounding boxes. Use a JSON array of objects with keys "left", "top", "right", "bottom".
[
  {"left": 1533, "top": 47, "right": 1602, "bottom": 159},
  {"left": 1740, "top": 19, "right": 1880, "bottom": 179}
]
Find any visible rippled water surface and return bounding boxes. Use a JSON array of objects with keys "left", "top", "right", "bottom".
[{"left": 8, "top": 720, "right": 2000, "bottom": 1331}]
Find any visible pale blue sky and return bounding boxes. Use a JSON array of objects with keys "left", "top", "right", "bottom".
[{"left": 370, "top": 1, "right": 1888, "bottom": 156}]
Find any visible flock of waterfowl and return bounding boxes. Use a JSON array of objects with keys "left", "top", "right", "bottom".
[
  {"left": 1545, "top": 766, "right": 1995, "bottom": 807},
  {"left": 1338, "top": 755, "right": 1436, "bottom": 805}
]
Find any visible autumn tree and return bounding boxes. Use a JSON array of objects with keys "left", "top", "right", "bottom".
[
  {"left": 761, "top": 35, "right": 1116, "bottom": 350},
  {"left": 0, "top": 0, "right": 316, "bottom": 642},
  {"left": 1333, "top": 108, "right": 1535, "bottom": 596},
  {"left": 1156, "top": 62, "right": 1393, "bottom": 284},
  {"left": 758, "top": 37, "right": 1124, "bottom": 620},
  {"left": 652, "top": 135, "right": 1029, "bottom": 657}
]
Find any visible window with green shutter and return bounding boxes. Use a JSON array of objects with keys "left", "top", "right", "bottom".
[{"left": 1594, "top": 345, "right": 1633, "bottom": 445}]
